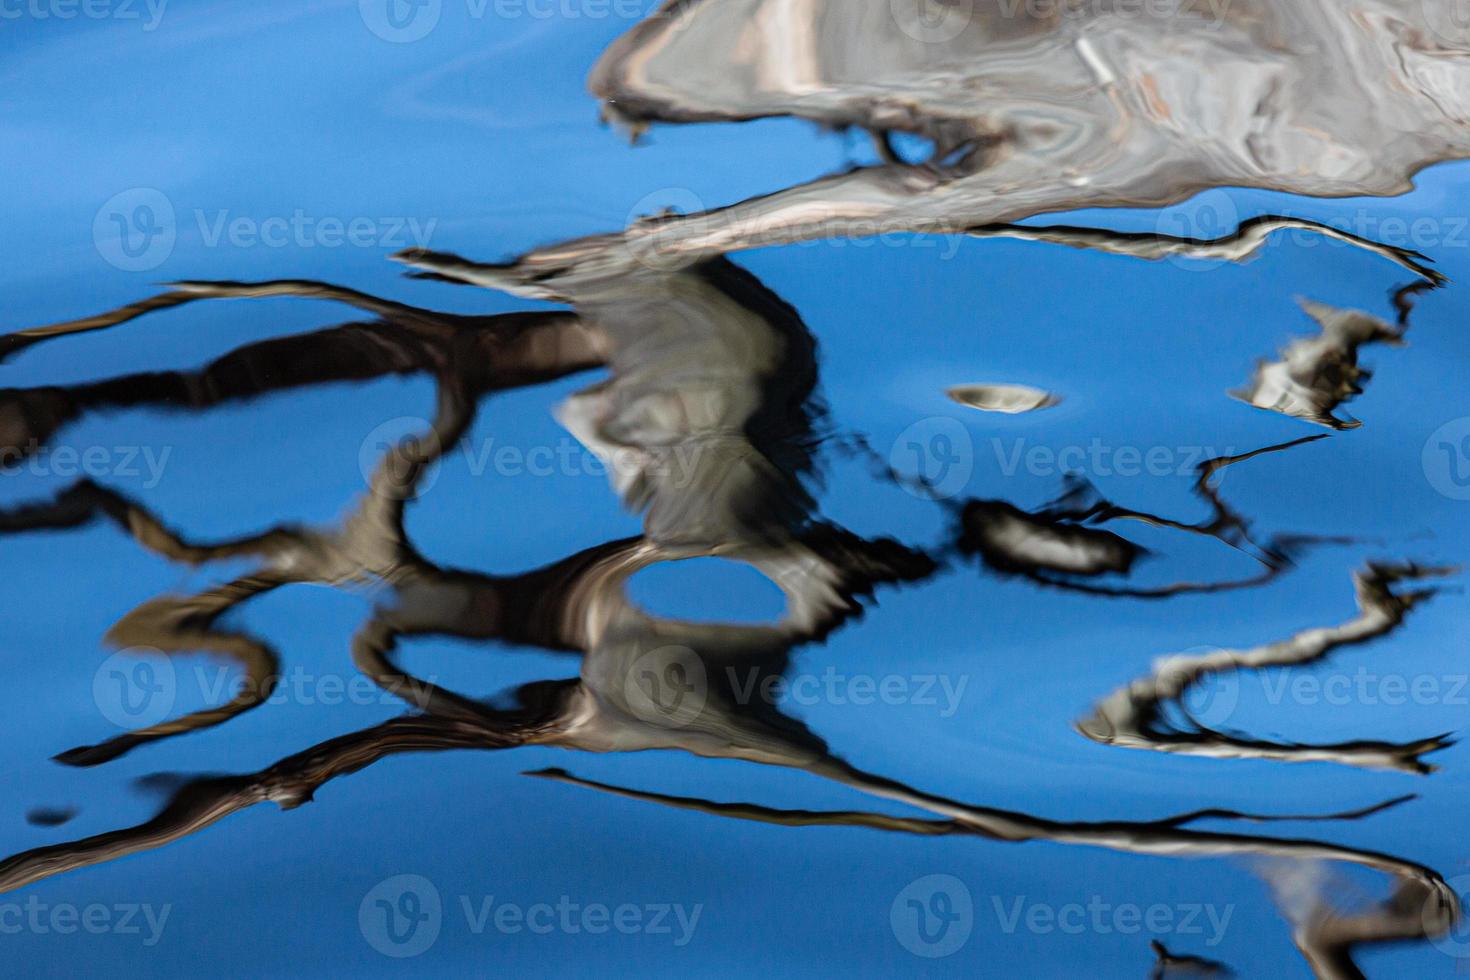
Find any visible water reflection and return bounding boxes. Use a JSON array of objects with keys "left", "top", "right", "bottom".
[
  {"left": 0, "top": 249, "right": 1458, "bottom": 975},
  {"left": 6, "top": 1, "right": 1470, "bottom": 976},
  {"left": 965, "top": 220, "right": 1444, "bottom": 285},
  {"left": 954, "top": 436, "right": 1337, "bottom": 597},
  {"left": 1151, "top": 938, "right": 1234, "bottom": 978},
  {"left": 515, "top": 0, "right": 1470, "bottom": 270},
  {"left": 1234, "top": 301, "right": 1411, "bottom": 431},
  {"left": 947, "top": 383, "right": 1061, "bottom": 414},
  {"left": 1077, "top": 563, "right": 1456, "bottom": 772}
]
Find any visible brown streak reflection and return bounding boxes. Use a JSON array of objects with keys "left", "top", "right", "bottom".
[
  {"left": 0, "top": 245, "right": 1458, "bottom": 976},
  {"left": 1077, "top": 563, "right": 1457, "bottom": 773}
]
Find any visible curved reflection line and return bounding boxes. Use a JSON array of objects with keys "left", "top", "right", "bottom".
[
  {"left": 1077, "top": 563, "right": 1458, "bottom": 773},
  {"left": 0, "top": 249, "right": 1459, "bottom": 976},
  {"left": 4, "top": 2, "right": 1467, "bottom": 974},
  {"left": 527, "top": 768, "right": 1454, "bottom": 977},
  {"left": 963, "top": 436, "right": 1336, "bottom": 598},
  {"left": 966, "top": 218, "right": 1446, "bottom": 285}
]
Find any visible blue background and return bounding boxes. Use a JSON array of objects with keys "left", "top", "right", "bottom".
[{"left": 2, "top": 2, "right": 1468, "bottom": 976}]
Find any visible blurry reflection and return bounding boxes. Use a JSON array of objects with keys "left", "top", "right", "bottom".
[
  {"left": 1264, "top": 860, "right": 1459, "bottom": 980},
  {"left": 1234, "top": 301, "right": 1409, "bottom": 430},
  {"left": 1077, "top": 564, "right": 1455, "bottom": 773},
  {"left": 0, "top": 251, "right": 1457, "bottom": 977},
  {"left": 956, "top": 437, "right": 1338, "bottom": 597},
  {"left": 467, "top": 0, "right": 1470, "bottom": 276},
  {"left": 523, "top": 769, "right": 1451, "bottom": 979},
  {"left": 1151, "top": 939, "right": 1234, "bottom": 978},
  {"left": 4, "top": 4, "right": 1469, "bottom": 973}
]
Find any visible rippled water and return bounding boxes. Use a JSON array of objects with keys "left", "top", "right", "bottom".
[{"left": 4, "top": 2, "right": 1470, "bottom": 977}]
